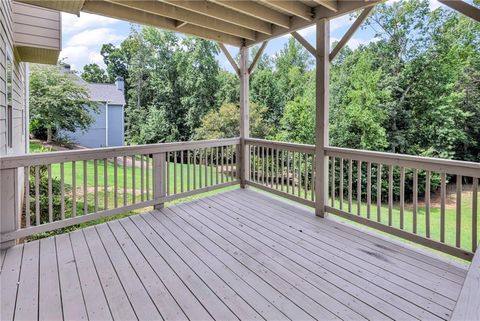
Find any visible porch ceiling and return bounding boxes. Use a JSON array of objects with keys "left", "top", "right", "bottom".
[{"left": 15, "top": 0, "right": 382, "bottom": 47}]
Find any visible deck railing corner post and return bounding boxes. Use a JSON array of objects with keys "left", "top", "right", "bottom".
[{"left": 0, "top": 167, "right": 21, "bottom": 249}]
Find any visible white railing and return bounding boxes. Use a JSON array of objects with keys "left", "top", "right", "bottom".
[
  {"left": 246, "top": 138, "right": 479, "bottom": 260},
  {"left": 0, "top": 138, "right": 240, "bottom": 243}
]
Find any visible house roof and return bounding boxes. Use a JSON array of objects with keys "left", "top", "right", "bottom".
[{"left": 87, "top": 83, "right": 126, "bottom": 106}]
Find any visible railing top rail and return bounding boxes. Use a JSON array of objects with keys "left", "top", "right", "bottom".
[
  {"left": 0, "top": 138, "right": 240, "bottom": 169},
  {"left": 245, "top": 138, "right": 315, "bottom": 154},
  {"left": 326, "top": 146, "right": 480, "bottom": 178}
]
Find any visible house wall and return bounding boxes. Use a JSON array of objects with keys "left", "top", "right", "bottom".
[
  {"left": 62, "top": 103, "right": 124, "bottom": 148},
  {"left": 0, "top": 0, "right": 28, "bottom": 157}
]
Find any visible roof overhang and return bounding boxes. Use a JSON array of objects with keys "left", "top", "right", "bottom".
[{"left": 14, "top": 0, "right": 383, "bottom": 47}]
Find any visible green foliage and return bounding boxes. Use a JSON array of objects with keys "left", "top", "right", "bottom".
[
  {"left": 29, "top": 64, "right": 98, "bottom": 142},
  {"left": 81, "top": 63, "right": 109, "bottom": 83},
  {"left": 194, "top": 102, "right": 271, "bottom": 140}
]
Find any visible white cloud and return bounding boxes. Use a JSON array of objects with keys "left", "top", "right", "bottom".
[
  {"left": 67, "top": 28, "right": 124, "bottom": 47},
  {"left": 62, "top": 12, "right": 120, "bottom": 34},
  {"left": 59, "top": 46, "right": 90, "bottom": 70}
]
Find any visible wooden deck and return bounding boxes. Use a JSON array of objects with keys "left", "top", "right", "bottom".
[{"left": 1, "top": 189, "right": 469, "bottom": 321}]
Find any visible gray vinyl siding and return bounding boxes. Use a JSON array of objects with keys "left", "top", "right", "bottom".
[{"left": 0, "top": 0, "right": 27, "bottom": 157}]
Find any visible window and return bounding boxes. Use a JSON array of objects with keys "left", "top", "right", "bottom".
[{"left": 6, "top": 53, "right": 12, "bottom": 148}]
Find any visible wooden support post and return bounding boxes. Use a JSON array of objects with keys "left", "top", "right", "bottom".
[
  {"left": 315, "top": 19, "right": 330, "bottom": 217},
  {"left": 153, "top": 152, "right": 166, "bottom": 210},
  {"left": 240, "top": 46, "right": 250, "bottom": 188},
  {"left": 0, "top": 168, "right": 20, "bottom": 249}
]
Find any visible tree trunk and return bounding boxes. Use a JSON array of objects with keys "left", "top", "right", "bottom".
[{"left": 46, "top": 127, "right": 53, "bottom": 143}]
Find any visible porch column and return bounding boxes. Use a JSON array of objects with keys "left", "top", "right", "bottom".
[
  {"left": 315, "top": 19, "right": 330, "bottom": 217},
  {"left": 0, "top": 168, "right": 20, "bottom": 248},
  {"left": 239, "top": 46, "right": 249, "bottom": 188}
]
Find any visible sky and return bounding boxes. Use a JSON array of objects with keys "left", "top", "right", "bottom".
[{"left": 59, "top": 0, "right": 445, "bottom": 74}]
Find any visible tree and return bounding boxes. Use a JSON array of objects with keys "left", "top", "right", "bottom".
[
  {"left": 194, "top": 102, "right": 271, "bottom": 140},
  {"left": 81, "top": 63, "right": 108, "bottom": 83},
  {"left": 29, "top": 65, "right": 97, "bottom": 143}
]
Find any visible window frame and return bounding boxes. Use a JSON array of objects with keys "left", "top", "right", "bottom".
[{"left": 6, "top": 49, "right": 13, "bottom": 149}]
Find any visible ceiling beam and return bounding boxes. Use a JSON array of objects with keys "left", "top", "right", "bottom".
[
  {"left": 247, "top": 0, "right": 384, "bottom": 46},
  {"left": 291, "top": 32, "right": 316, "bottom": 56},
  {"left": 249, "top": 41, "right": 269, "bottom": 74},
  {"left": 211, "top": 0, "right": 291, "bottom": 28},
  {"left": 81, "top": 1, "right": 243, "bottom": 46},
  {"left": 329, "top": 6, "right": 374, "bottom": 61},
  {"left": 312, "top": 0, "right": 338, "bottom": 12},
  {"left": 107, "top": 0, "right": 257, "bottom": 40},
  {"left": 159, "top": 0, "right": 273, "bottom": 35},
  {"left": 259, "top": 0, "right": 313, "bottom": 21},
  {"left": 438, "top": 0, "right": 480, "bottom": 22},
  {"left": 218, "top": 43, "right": 240, "bottom": 76}
]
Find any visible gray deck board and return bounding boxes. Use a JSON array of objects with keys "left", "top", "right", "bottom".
[{"left": 0, "top": 189, "right": 468, "bottom": 320}]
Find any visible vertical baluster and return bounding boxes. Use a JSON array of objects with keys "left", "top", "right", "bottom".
[
  {"left": 103, "top": 159, "right": 108, "bottom": 210},
  {"left": 220, "top": 147, "right": 223, "bottom": 184},
  {"left": 281, "top": 150, "right": 285, "bottom": 191},
  {"left": 199, "top": 149, "right": 203, "bottom": 188},
  {"left": 141, "top": 155, "right": 145, "bottom": 201},
  {"left": 331, "top": 157, "right": 335, "bottom": 207},
  {"left": 123, "top": 156, "right": 127, "bottom": 206},
  {"left": 425, "top": 171, "right": 431, "bottom": 238},
  {"left": 276, "top": 149, "right": 280, "bottom": 190},
  {"left": 131, "top": 156, "right": 136, "bottom": 203},
  {"left": 72, "top": 161, "right": 77, "bottom": 217},
  {"left": 303, "top": 154, "right": 308, "bottom": 199},
  {"left": 61, "top": 162, "right": 65, "bottom": 220},
  {"left": 210, "top": 148, "right": 214, "bottom": 186},
  {"left": 367, "top": 162, "right": 371, "bottom": 219},
  {"left": 440, "top": 173, "right": 446, "bottom": 243},
  {"left": 261, "top": 146, "right": 265, "bottom": 185},
  {"left": 400, "top": 167, "right": 405, "bottom": 229},
  {"left": 35, "top": 166, "right": 40, "bottom": 225},
  {"left": 311, "top": 154, "right": 315, "bottom": 201},
  {"left": 114, "top": 157, "right": 118, "bottom": 208},
  {"left": 187, "top": 150, "right": 191, "bottom": 192},
  {"left": 83, "top": 160, "right": 88, "bottom": 215},
  {"left": 472, "top": 178, "right": 478, "bottom": 252},
  {"left": 357, "top": 160, "right": 362, "bottom": 216},
  {"left": 194, "top": 149, "right": 198, "bottom": 189},
  {"left": 230, "top": 145, "right": 234, "bottom": 181},
  {"left": 456, "top": 175, "right": 462, "bottom": 248},
  {"left": 166, "top": 152, "right": 171, "bottom": 195},
  {"left": 292, "top": 152, "right": 296, "bottom": 195},
  {"left": 146, "top": 155, "right": 150, "bottom": 199},
  {"left": 348, "top": 159, "right": 352, "bottom": 213},
  {"left": 205, "top": 148, "right": 209, "bottom": 185},
  {"left": 376, "top": 164, "right": 382, "bottom": 222},
  {"left": 173, "top": 151, "right": 177, "bottom": 194},
  {"left": 286, "top": 151, "right": 290, "bottom": 194},
  {"left": 48, "top": 165, "right": 53, "bottom": 222},
  {"left": 339, "top": 158, "right": 344, "bottom": 210},
  {"left": 216, "top": 147, "right": 219, "bottom": 185},
  {"left": 266, "top": 148, "right": 271, "bottom": 187},
  {"left": 413, "top": 169, "right": 418, "bottom": 234},
  {"left": 181, "top": 151, "right": 184, "bottom": 193},
  {"left": 94, "top": 160, "right": 98, "bottom": 211},
  {"left": 388, "top": 165, "right": 393, "bottom": 226},
  {"left": 252, "top": 146, "right": 256, "bottom": 182},
  {"left": 298, "top": 152, "right": 302, "bottom": 197},
  {"left": 24, "top": 166, "right": 30, "bottom": 227}
]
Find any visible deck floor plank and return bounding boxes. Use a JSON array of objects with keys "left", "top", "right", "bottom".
[
  {"left": 165, "top": 206, "right": 361, "bottom": 320},
  {"left": 82, "top": 227, "right": 137, "bottom": 320},
  {"left": 0, "top": 245, "right": 23, "bottom": 321},
  {"left": 107, "top": 220, "right": 189, "bottom": 321},
  {"left": 130, "top": 214, "right": 238, "bottom": 321},
  {"left": 140, "top": 212, "right": 264, "bottom": 320},
  {"left": 1, "top": 189, "right": 468, "bottom": 321},
  {"left": 70, "top": 230, "right": 113, "bottom": 321},
  {"left": 14, "top": 242, "right": 39, "bottom": 321},
  {"left": 38, "top": 237, "right": 63, "bottom": 321},
  {"left": 154, "top": 210, "right": 291, "bottom": 320},
  {"left": 219, "top": 191, "right": 458, "bottom": 317},
  {"left": 55, "top": 233, "right": 88, "bottom": 321}
]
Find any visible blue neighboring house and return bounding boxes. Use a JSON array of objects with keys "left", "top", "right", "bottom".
[{"left": 62, "top": 75, "right": 126, "bottom": 148}]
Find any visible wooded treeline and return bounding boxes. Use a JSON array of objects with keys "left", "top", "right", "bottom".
[{"left": 81, "top": 0, "right": 480, "bottom": 163}]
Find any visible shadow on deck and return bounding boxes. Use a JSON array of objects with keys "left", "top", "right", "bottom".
[{"left": 1, "top": 189, "right": 468, "bottom": 320}]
